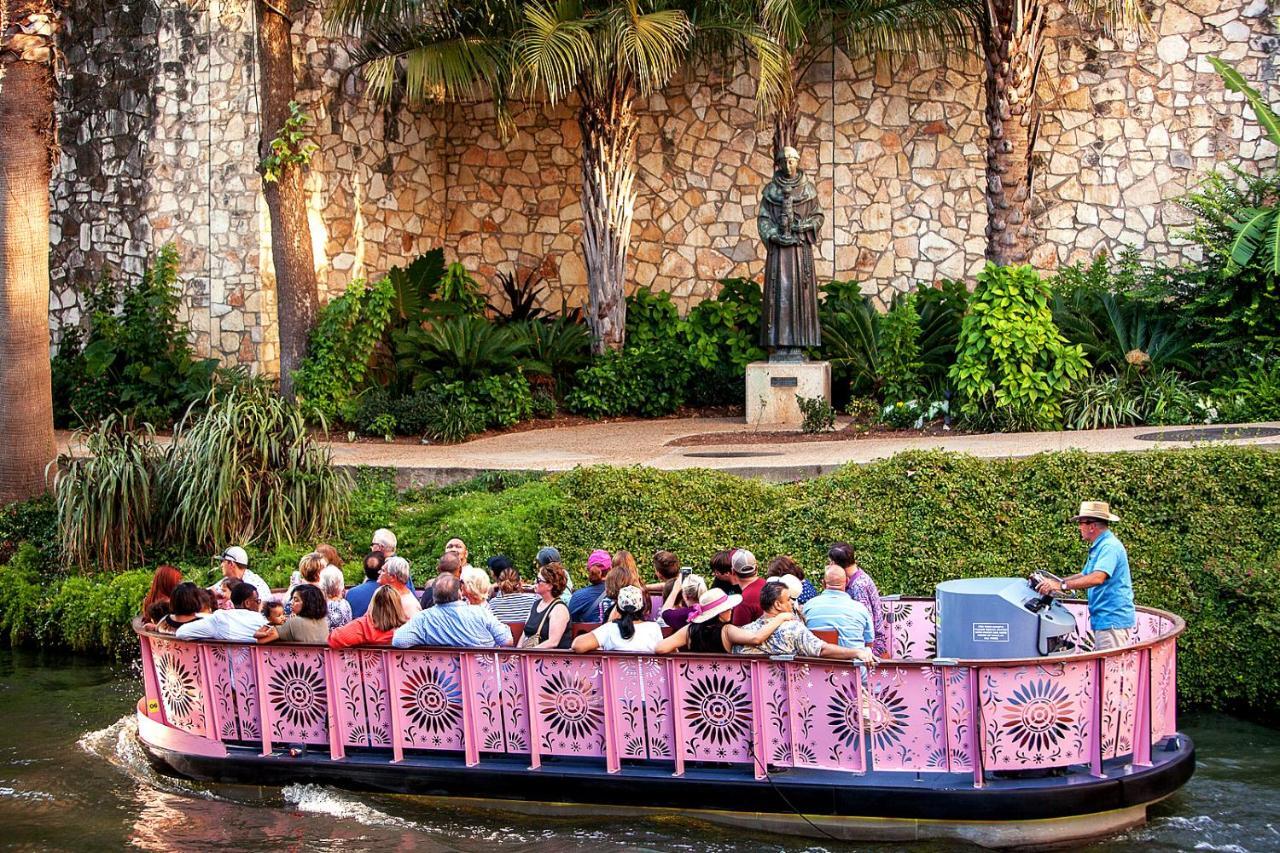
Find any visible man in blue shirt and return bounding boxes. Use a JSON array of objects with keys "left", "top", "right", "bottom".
[
  {"left": 392, "top": 574, "right": 513, "bottom": 649},
  {"left": 803, "top": 566, "right": 876, "bottom": 650},
  {"left": 346, "top": 552, "right": 384, "bottom": 619},
  {"left": 1036, "top": 500, "right": 1135, "bottom": 650}
]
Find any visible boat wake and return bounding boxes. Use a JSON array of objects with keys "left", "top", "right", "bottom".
[{"left": 76, "top": 716, "right": 221, "bottom": 802}]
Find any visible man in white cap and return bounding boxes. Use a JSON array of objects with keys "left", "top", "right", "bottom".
[
  {"left": 1035, "top": 500, "right": 1135, "bottom": 651},
  {"left": 210, "top": 546, "right": 272, "bottom": 606}
]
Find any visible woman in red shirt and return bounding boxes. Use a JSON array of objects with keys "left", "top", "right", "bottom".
[{"left": 328, "top": 586, "right": 408, "bottom": 648}]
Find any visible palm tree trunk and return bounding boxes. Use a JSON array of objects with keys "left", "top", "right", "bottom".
[
  {"left": 577, "top": 72, "right": 638, "bottom": 353},
  {"left": 772, "top": 93, "right": 798, "bottom": 162},
  {"left": 256, "top": 0, "right": 317, "bottom": 398},
  {"left": 0, "top": 0, "right": 58, "bottom": 502},
  {"left": 981, "top": 0, "right": 1045, "bottom": 265}
]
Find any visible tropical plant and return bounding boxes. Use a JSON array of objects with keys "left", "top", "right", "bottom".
[
  {"left": 564, "top": 343, "right": 690, "bottom": 418},
  {"left": 490, "top": 267, "right": 548, "bottom": 322},
  {"left": 0, "top": 0, "right": 58, "bottom": 502},
  {"left": 256, "top": 1, "right": 319, "bottom": 400},
  {"left": 625, "top": 286, "right": 682, "bottom": 347},
  {"left": 796, "top": 394, "right": 836, "bottom": 433},
  {"left": 1210, "top": 357, "right": 1280, "bottom": 423},
  {"left": 950, "top": 263, "right": 1088, "bottom": 429},
  {"left": 161, "top": 384, "right": 353, "bottom": 550},
  {"left": 51, "top": 245, "right": 220, "bottom": 428},
  {"left": 759, "top": 0, "right": 975, "bottom": 157},
  {"left": 395, "top": 315, "right": 528, "bottom": 385},
  {"left": 294, "top": 276, "right": 396, "bottom": 421},
  {"left": 51, "top": 417, "right": 162, "bottom": 572},
  {"left": 1052, "top": 288, "right": 1191, "bottom": 374},
  {"left": 387, "top": 248, "right": 447, "bottom": 325},
  {"left": 514, "top": 315, "right": 593, "bottom": 392},
  {"left": 682, "top": 277, "right": 765, "bottom": 405},
  {"left": 818, "top": 280, "right": 880, "bottom": 397},
  {"left": 437, "top": 261, "right": 487, "bottom": 316},
  {"left": 914, "top": 277, "right": 968, "bottom": 389},
  {"left": 878, "top": 292, "right": 924, "bottom": 403},
  {"left": 327, "top": 0, "right": 787, "bottom": 352},
  {"left": 1062, "top": 374, "right": 1143, "bottom": 430}
]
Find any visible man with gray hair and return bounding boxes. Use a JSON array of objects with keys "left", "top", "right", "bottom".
[
  {"left": 371, "top": 528, "right": 397, "bottom": 557},
  {"left": 803, "top": 566, "right": 875, "bottom": 650},
  {"left": 379, "top": 555, "right": 421, "bottom": 617},
  {"left": 392, "top": 573, "right": 512, "bottom": 649}
]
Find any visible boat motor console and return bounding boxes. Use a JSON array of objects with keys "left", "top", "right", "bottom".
[{"left": 935, "top": 576, "right": 1078, "bottom": 659}]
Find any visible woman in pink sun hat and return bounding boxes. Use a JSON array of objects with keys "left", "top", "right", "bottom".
[{"left": 654, "top": 587, "right": 795, "bottom": 655}]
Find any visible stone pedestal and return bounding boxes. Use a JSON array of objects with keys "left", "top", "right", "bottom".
[{"left": 745, "top": 360, "right": 832, "bottom": 427}]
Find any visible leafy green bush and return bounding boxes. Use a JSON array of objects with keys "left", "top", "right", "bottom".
[
  {"left": 294, "top": 276, "right": 395, "bottom": 422},
  {"left": 625, "top": 287, "right": 682, "bottom": 348},
  {"left": 1210, "top": 357, "right": 1280, "bottom": 422},
  {"left": 681, "top": 278, "right": 765, "bottom": 405},
  {"left": 564, "top": 344, "right": 690, "bottom": 418},
  {"left": 516, "top": 316, "right": 592, "bottom": 394},
  {"left": 797, "top": 395, "right": 836, "bottom": 433},
  {"left": 818, "top": 280, "right": 880, "bottom": 400},
  {"left": 424, "top": 389, "right": 488, "bottom": 443},
  {"left": 395, "top": 316, "right": 527, "bottom": 385},
  {"left": 915, "top": 278, "right": 968, "bottom": 392},
  {"left": 878, "top": 293, "right": 924, "bottom": 403},
  {"left": 50, "top": 245, "right": 218, "bottom": 427},
  {"left": 469, "top": 373, "right": 535, "bottom": 428},
  {"left": 951, "top": 264, "right": 1089, "bottom": 430},
  {"left": 1062, "top": 374, "right": 1144, "bottom": 430}
]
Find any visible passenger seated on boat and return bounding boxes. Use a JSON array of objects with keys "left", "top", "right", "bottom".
[
  {"left": 568, "top": 551, "right": 611, "bottom": 622},
  {"left": 255, "top": 585, "right": 330, "bottom": 644},
  {"left": 329, "top": 585, "right": 408, "bottom": 649},
  {"left": 733, "top": 581, "right": 876, "bottom": 664},
  {"left": 444, "top": 537, "right": 476, "bottom": 577},
  {"left": 489, "top": 566, "right": 538, "bottom": 623},
  {"left": 209, "top": 546, "right": 272, "bottom": 608},
  {"left": 659, "top": 573, "right": 706, "bottom": 630},
  {"left": 802, "top": 566, "right": 874, "bottom": 649},
  {"left": 572, "top": 586, "right": 662, "bottom": 653},
  {"left": 286, "top": 552, "right": 326, "bottom": 605},
  {"left": 709, "top": 549, "right": 737, "bottom": 596},
  {"left": 418, "top": 553, "right": 461, "bottom": 610},
  {"left": 767, "top": 555, "right": 819, "bottom": 605},
  {"left": 346, "top": 552, "right": 385, "bottom": 620},
  {"left": 523, "top": 562, "right": 572, "bottom": 649},
  {"left": 176, "top": 581, "right": 266, "bottom": 642},
  {"left": 730, "top": 550, "right": 767, "bottom": 626},
  {"left": 371, "top": 528, "right": 398, "bottom": 558},
  {"left": 830, "top": 542, "right": 887, "bottom": 657},
  {"left": 764, "top": 574, "right": 804, "bottom": 620},
  {"left": 142, "top": 564, "right": 183, "bottom": 623},
  {"left": 381, "top": 556, "right": 422, "bottom": 618},
  {"left": 534, "top": 547, "right": 575, "bottom": 604},
  {"left": 154, "top": 582, "right": 203, "bottom": 634},
  {"left": 654, "top": 588, "right": 796, "bottom": 654},
  {"left": 460, "top": 566, "right": 492, "bottom": 608},
  {"left": 262, "top": 600, "right": 285, "bottom": 626},
  {"left": 316, "top": 543, "right": 342, "bottom": 570},
  {"left": 595, "top": 564, "right": 631, "bottom": 623},
  {"left": 320, "top": 566, "right": 352, "bottom": 630},
  {"left": 146, "top": 600, "right": 171, "bottom": 627},
  {"left": 393, "top": 574, "right": 514, "bottom": 649},
  {"left": 197, "top": 588, "right": 217, "bottom": 615},
  {"left": 647, "top": 550, "right": 681, "bottom": 597}
]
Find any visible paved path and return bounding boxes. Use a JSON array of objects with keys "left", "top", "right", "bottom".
[{"left": 57, "top": 419, "right": 1280, "bottom": 485}]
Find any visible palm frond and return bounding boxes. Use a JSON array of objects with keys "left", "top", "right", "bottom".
[
  {"left": 696, "top": 19, "right": 791, "bottom": 116},
  {"left": 604, "top": 1, "right": 694, "bottom": 95},
  {"left": 351, "top": 20, "right": 511, "bottom": 104},
  {"left": 512, "top": 0, "right": 595, "bottom": 102},
  {"left": 1068, "top": 0, "right": 1149, "bottom": 38},
  {"left": 832, "top": 0, "right": 978, "bottom": 58},
  {"left": 1210, "top": 56, "right": 1280, "bottom": 152},
  {"left": 1225, "top": 207, "right": 1280, "bottom": 275}
]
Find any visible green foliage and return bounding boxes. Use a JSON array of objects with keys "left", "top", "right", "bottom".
[
  {"left": 438, "top": 261, "right": 486, "bottom": 316},
  {"left": 681, "top": 278, "right": 766, "bottom": 405},
  {"left": 490, "top": 268, "right": 547, "bottom": 322},
  {"left": 818, "top": 280, "right": 880, "bottom": 398},
  {"left": 386, "top": 248, "right": 446, "bottom": 327},
  {"left": 1210, "top": 357, "right": 1280, "bottom": 423},
  {"left": 564, "top": 344, "right": 691, "bottom": 418},
  {"left": 625, "top": 287, "right": 681, "bottom": 348},
  {"left": 395, "top": 315, "right": 527, "bottom": 385},
  {"left": 878, "top": 293, "right": 924, "bottom": 403},
  {"left": 1062, "top": 374, "right": 1144, "bottom": 430},
  {"left": 52, "top": 417, "right": 162, "bottom": 572},
  {"left": 880, "top": 399, "right": 924, "bottom": 429},
  {"left": 260, "top": 101, "right": 318, "bottom": 183},
  {"left": 162, "top": 384, "right": 353, "bottom": 552},
  {"left": 914, "top": 278, "right": 968, "bottom": 391},
  {"left": 0, "top": 495, "right": 58, "bottom": 567},
  {"left": 843, "top": 397, "right": 880, "bottom": 423},
  {"left": 950, "top": 264, "right": 1089, "bottom": 430},
  {"left": 294, "top": 276, "right": 395, "bottom": 421},
  {"left": 424, "top": 388, "right": 489, "bottom": 443},
  {"left": 50, "top": 245, "right": 218, "bottom": 427},
  {"left": 512, "top": 316, "right": 592, "bottom": 393},
  {"left": 469, "top": 373, "right": 535, "bottom": 428},
  {"left": 797, "top": 395, "right": 836, "bottom": 433}
]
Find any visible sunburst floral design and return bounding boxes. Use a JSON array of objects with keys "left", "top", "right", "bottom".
[
  {"left": 400, "top": 665, "right": 463, "bottom": 734},
  {"left": 827, "top": 681, "right": 862, "bottom": 748},
  {"left": 538, "top": 670, "right": 603, "bottom": 742},
  {"left": 683, "top": 674, "right": 752, "bottom": 746},
  {"left": 267, "top": 660, "right": 327, "bottom": 731},
  {"left": 1000, "top": 678, "right": 1074, "bottom": 753},
  {"left": 866, "top": 686, "right": 910, "bottom": 752},
  {"left": 925, "top": 746, "right": 971, "bottom": 769},
  {"left": 155, "top": 651, "right": 200, "bottom": 724},
  {"left": 347, "top": 722, "right": 390, "bottom": 747}
]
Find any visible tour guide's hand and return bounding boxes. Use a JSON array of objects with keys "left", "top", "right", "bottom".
[{"left": 1033, "top": 574, "right": 1058, "bottom": 596}]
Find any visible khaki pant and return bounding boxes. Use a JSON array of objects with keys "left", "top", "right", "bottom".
[{"left": 1093, "top": 627, "right": 1133, "bottom": 651}]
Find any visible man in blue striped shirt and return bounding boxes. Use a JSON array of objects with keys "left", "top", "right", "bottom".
[{"left": 392, "top": 574, "right": 513, "bottom": 649}]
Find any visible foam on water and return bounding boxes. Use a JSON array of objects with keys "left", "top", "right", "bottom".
[
  {"left": 77, "top": 716, "right": 218, "bottom": 801},
  {"left": 282, "top": 784, "right": 426, "bottom": 832}
]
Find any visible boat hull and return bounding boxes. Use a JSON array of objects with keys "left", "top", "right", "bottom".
[{"left": 136, "top": 704, "right": 1195, "bottom": 849}]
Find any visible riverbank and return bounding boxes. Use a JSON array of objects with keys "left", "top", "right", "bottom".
[{"left": 3, "top": 446, "right": 1278, "bottom": 717}]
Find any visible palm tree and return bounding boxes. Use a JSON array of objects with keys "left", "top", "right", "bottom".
[
  {"left": 0, "top": 0, "right": 58, "bottom": 502},
  {"left": 759, "top": 0, "right": 977, "bottom": 160},
  {"left": 256, "top": 0, "right": 319, "bottom": 399},
  {"left": 979, "top": 0, "right": 1143, "bottom": 264},
  {"left": 325, "top": 0, "right": 787, "bottom": 352}
]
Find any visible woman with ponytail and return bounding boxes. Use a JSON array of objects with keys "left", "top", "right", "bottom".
[{"left": 571, "top": 586, "right": 661, "bottom": 653}]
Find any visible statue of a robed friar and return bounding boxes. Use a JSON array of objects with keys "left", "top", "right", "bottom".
[{"left": 757, "top": 146, "right": 823, "bottom": 360}]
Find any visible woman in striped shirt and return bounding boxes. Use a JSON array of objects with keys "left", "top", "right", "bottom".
[{"left": 488, "top": 566, "right": 538, "bottom": 623}]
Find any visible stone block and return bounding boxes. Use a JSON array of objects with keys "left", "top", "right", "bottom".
[{"left": 745, "top": 360, "right": 831, "bottom": 427}]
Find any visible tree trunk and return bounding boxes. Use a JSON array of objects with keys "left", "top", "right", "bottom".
[
  {"left": 981, "top": 0, "right": 1045, "bottom": 266},
  {"left": 0, "top": 0, "right": 58, "bottom": 502},
  {"left": 256, "top": 0, "right": 317, "bottom": 398},
  {"left": 577, "top": 73, "right": 639, "bottom": 353},
  {"left": 772, "top": 70, "right": 799, "bottom": 162}
]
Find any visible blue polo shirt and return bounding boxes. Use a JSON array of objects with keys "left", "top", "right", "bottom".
[
  {"left": 1082, "top": 530, "right": 1135, "bottom": 631},
  {"left": 802, "top": 589, "right": 874, "bottom": 649},
  {"left": 345, "top": 580, "right": 380, "bottom": 619}
]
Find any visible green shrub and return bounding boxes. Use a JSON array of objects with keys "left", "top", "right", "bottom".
[
  {"left": 564, "top": 344, "right": 690, "bottom": 418},
  {"left": 470, "top": 373, "right": 535, "bottom": 428},
  {"left": 951, "top": 264, "right": 1089, "bottom": 430},
  {"left": 818, "top": 280, "right": 880, "bottom": 400},
  {"left": 294, "top": 276, "right": 395, "bottom": 422},
  {"left": 878, "top": 293, "right": 925, "bottom": 403},
  {"left": 424, "top": 385, "right": 489, "bottom": 442},
  {"left": 681, "top": 278, "right": 766, "bottom": 406},
  {"left": 1063, "top": 374, "right": 1144, "bottom": 430},
  {"left": 915, "top": 278, "right": 968, "bottom": 393},
  {"left": 50, "top": 244, "right": 218, "bottom": 427},
  {"left": 625, "top": 287, "right": 681, "bottom": 348},
  {"left": 1210, "top": 357, "right": 1280, "bottom": 422},
  {"left": 394, "top": 316, "right": 527, "bottom": 385},
  {"left": 797, "top": 395, "right": 836, "bottom": 433},
  {"left": 516, "top": 316, "right": 592, "bottom": 394}
]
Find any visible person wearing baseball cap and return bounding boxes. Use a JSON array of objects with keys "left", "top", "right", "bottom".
[
  {"left": 654, "top": 587, "right": 798, "bottom": 654},
  {"left": 729, "top": 549, "right": 766, "bottom": 626},
  {"left": 210, "top": 546, "right": 272, "bottom": 606},
  {"left": 1034, "top": 500, "right": 1135, "bottom": 651}
]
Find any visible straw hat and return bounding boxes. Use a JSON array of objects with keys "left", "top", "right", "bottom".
[
  {"left": 690, "top": 588, "right": 742, "bottom": 624},
  {"left": 1069, "top": 501, "right": 1120, "bottom": 523}
]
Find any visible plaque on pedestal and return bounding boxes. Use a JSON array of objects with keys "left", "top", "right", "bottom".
[{"left": 745, "top": 360, "right": 832, "bottom": 427}]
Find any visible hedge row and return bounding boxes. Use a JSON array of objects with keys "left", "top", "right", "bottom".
[{"left": 1, "top": 448, "right": 1276, "bottom": 718}]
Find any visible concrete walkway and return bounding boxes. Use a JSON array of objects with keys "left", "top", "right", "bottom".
[{"left": 56, "top": 419, "right": 1280, "bottom": 485}]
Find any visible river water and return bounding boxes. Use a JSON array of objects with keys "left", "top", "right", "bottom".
[{"left": 1, "top": 648, "right": 1276, "bottom": 852}]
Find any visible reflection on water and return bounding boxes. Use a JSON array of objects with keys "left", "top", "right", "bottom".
[{"left": 2, "top": 648, "right": 1278, "bottom": 852}]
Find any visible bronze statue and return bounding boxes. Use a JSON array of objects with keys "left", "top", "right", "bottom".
[{"left": 757, "top": 146, "right": 823, "bottom": 360}]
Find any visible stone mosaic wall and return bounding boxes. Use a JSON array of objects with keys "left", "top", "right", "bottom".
[{"left": 50, "top": 0, "right": 1278, "bottom": 372}]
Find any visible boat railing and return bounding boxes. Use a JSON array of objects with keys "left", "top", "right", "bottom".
[{"left": 135, "top": 601, "right": 1182, "bottom": 787}]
